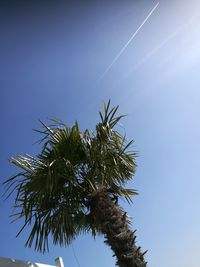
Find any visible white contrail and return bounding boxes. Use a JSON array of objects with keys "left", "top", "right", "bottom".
[
  {"left": 98, "top": 2, "right": 159, "bottom": 82},
  {"left": 110, "top": 14, "right": 197, "bottom": 90}
]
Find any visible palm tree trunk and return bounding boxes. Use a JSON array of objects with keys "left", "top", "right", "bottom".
[{"left": 88, "top": 191, "right": 147, "bottom": 267}]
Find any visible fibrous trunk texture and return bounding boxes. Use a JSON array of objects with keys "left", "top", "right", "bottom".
[{"left": 89, "top": 191, "right": 147, "bottom": 267}]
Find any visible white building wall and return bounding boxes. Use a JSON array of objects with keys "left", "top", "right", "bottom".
[{"left": 0, "top": 257, "right": 64, "bottom": 267}]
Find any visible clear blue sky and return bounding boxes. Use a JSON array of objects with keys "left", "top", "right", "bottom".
[{"left": 1, "top": 0, "right": 200, "bottom": 267}]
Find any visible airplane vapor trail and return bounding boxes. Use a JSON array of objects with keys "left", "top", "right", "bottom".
[{"left": 97, "top": 2, "right": 159, "bottom": 82}]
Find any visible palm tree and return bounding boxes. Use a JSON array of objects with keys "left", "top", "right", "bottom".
[{"left": 4, "top": 101, "right": 147, "bottom": 267}]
